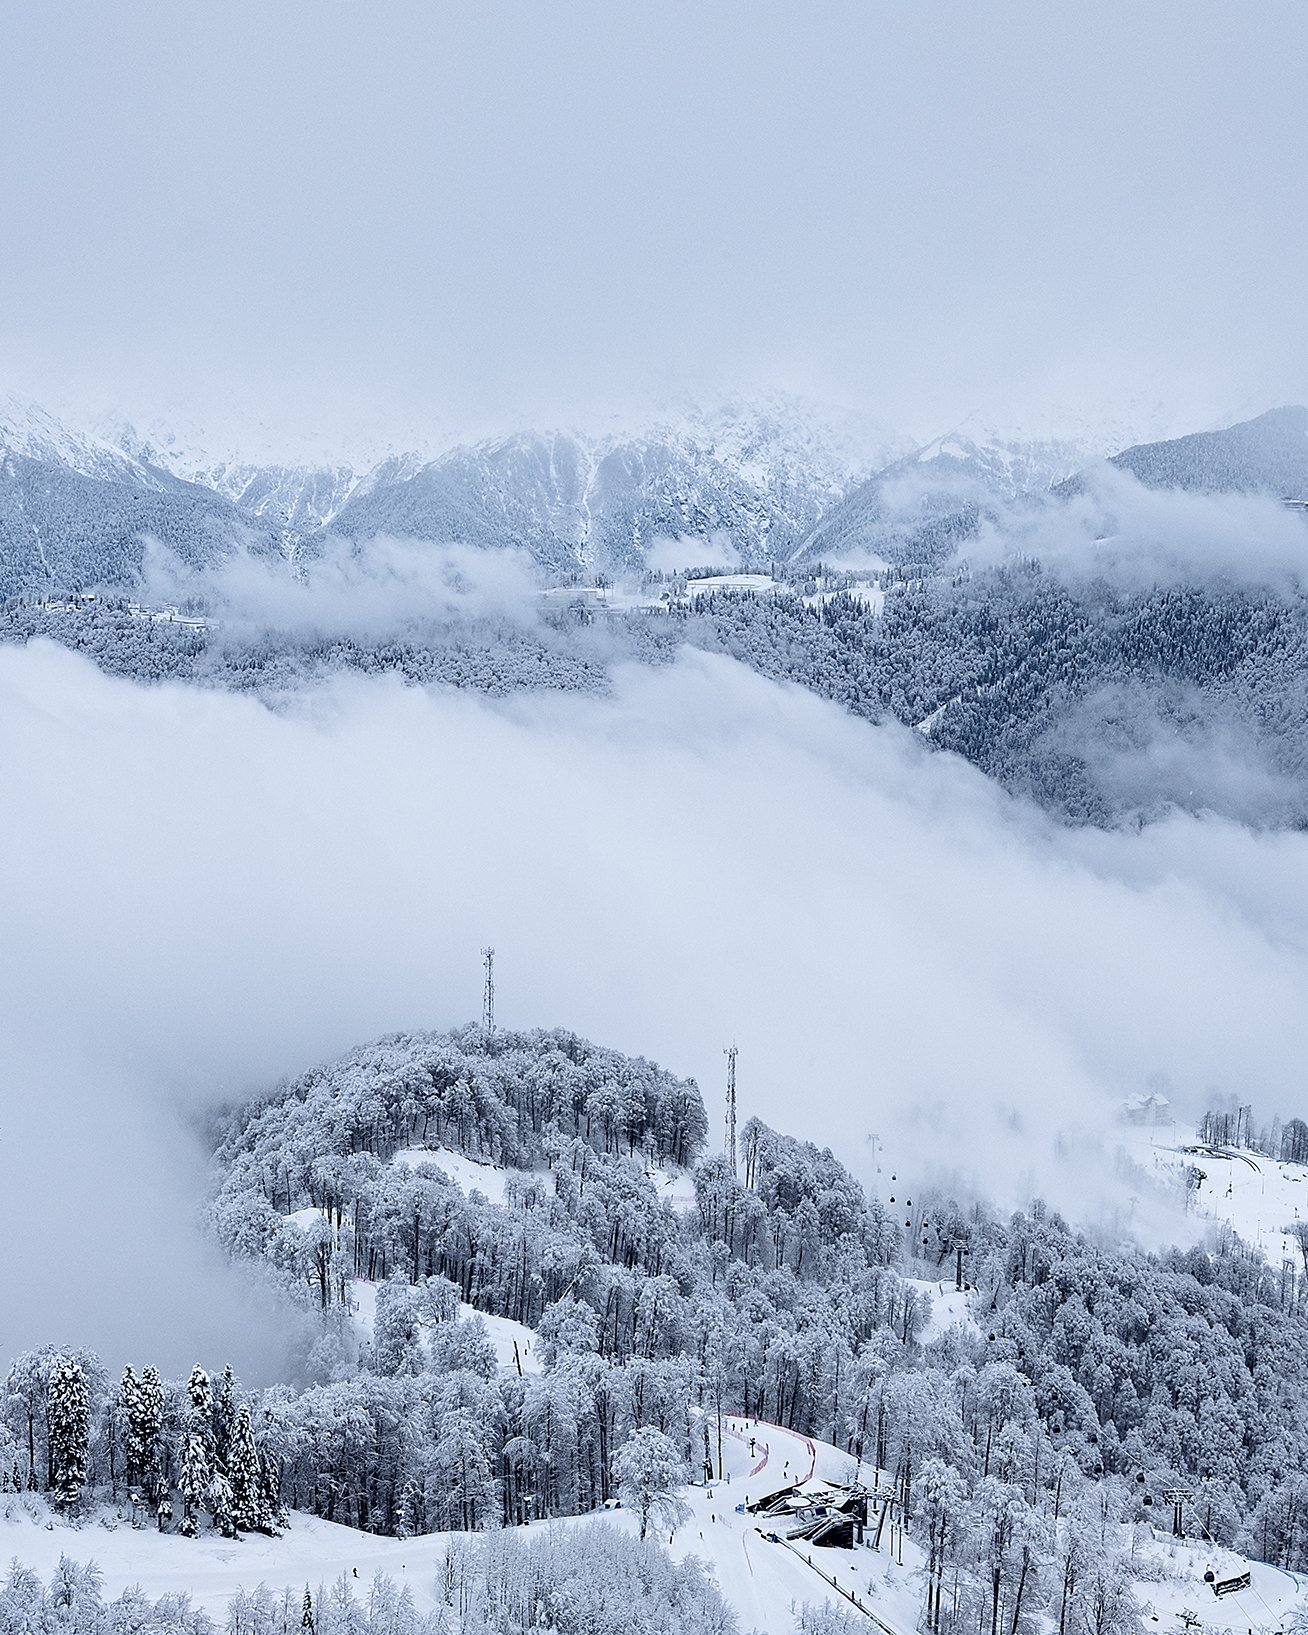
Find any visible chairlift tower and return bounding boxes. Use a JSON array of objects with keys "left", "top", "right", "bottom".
[
  {"left": 1162, "top": 1486, "right": 1191, "bottom": 1538},
  {"left": 481, "top": 947, "right": 496, "bottom": 1035},
  {"left": 724, "top": 1045, "right": 738, "bottom": 1175}
]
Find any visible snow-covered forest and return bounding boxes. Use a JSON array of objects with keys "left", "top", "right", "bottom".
[
  {"left": 8, "top": 420, "right": 1308, "bottom": 1629},
  {"left": 6, "top": 5, "right": 1308, "bottom": 1631},
  {"left": 8, "top": 482, "right": 1308, "bottom": 830},
  {"left": 13, "top": 1025, "right": 1308, "bottom": 1633}
]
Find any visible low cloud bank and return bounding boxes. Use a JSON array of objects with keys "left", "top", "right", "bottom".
[
  {"left": 141, "top": 536, "right": 545, "bottom": 641},
  {"left": 3, "top": 640, "right": 1308, "bottom": 1367},
  {"left": 967, "top": 467, "right": 1308, "bottom": 588}
]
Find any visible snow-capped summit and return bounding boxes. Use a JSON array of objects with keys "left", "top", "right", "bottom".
[{"left": 0, "top": 395, "right": 178, "bottom": 492}]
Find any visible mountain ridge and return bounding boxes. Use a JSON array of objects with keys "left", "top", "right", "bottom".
[{"left": 1, "top": 394, "right": 1304, "bottom": 595}]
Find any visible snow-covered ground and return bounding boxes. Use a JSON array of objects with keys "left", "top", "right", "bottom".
[
  {"left": 1119, "top": 1127, "right": 1308, "bottom": 1270},
  {"left": 1133, "top": 1532, "right": 1307, "bottom": 1635},
  {"left": 285, "top": 1205, "right": 329, "bottom": 1232},
  {"left": 390, "top": 1145, "right": 514, "bottom": 1205},
  {"left": 901, "top": 1277, "right": 982, "bottom": 1344},
  {"left": 648, "top": 1162, "right": 699, "bottom": 1213},
  {"left": 347, "top": 1279, "right": 541, "bottom": 1376},
  {"left": 465, "top": 1310, "right": 540, "bottom": 1375},
  {"left": 0, "top": 1421, "right": 920, "bottom": 1634}
]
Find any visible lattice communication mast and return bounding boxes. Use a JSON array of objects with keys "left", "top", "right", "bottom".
[
  {"left": 481, "top": 946, "right": 496, "bottom": 1035},
  {"left": 724, "top": 1044, "right": 738, "bottom": 1174}
]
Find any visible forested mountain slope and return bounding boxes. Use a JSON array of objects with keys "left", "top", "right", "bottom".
[
  {"left": 10, "top": 545, "right": 1308, "bottom": 829},
  {"left": 0, "top": 400, "right": 288, "bottom": 595},
  {"left": 8, "top": 399, "right": 1308, "bottom": 831},
  {"left": 1105, "top": 405, "right": 1308, "bottom": 498},
  {"left": 689, "top": 566, "right": 1308, "bottom": 826},
  {"left": 15, "top": 1023, "right": 1308, "bottom": 1631}
]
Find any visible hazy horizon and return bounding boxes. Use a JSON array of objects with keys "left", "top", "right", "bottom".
[{"left": 3, "top": 3, "right": 1306, "bottom": 458}]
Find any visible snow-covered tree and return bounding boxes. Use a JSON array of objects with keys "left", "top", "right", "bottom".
[
  {"left": 228, "top": 1405, "right": 266, "bottom": 1532},
  {"left": 47, "top": 1355, "right": 90, "bottom": 1509},
  {"left": 614, "top": 1425, "right": 689, "bottom": 1542},
  {"left": 178, "top": 1424, "right": 211, "bottom": 1538},
  {"left": 207, "top": 1469, "right": 236, "bottom": 1538}
]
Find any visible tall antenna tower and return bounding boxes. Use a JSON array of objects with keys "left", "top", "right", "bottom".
[
  {"left": 481, "top": 946, "right": 495, "bottom": 1035},
  {"left": 724, "top": 1045, "right": 738, "bottom": 1174}
]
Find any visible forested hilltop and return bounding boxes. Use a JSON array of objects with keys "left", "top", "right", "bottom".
[{"left": 12, "top": 1025, "right": 1308, "bottom": 1635}]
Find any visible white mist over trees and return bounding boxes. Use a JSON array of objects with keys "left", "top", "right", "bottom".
[{"left": 6, "top": 631, "right": 1308, "bottom": 1365}]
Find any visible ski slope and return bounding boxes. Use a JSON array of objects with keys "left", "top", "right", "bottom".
[
  {"left": 4, "top": 1418, "right": 1303, "bottom": 1635},
  {"left": 1121, "top": 1128, "right": 1308, "bottom": 1269},
  {"left": 0, "top": 1422, "right": 922, "bottom": 1633}
]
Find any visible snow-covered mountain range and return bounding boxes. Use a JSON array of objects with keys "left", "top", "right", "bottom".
[{"left": 1, "top": 393, "right": 1304, "bottom": 596}]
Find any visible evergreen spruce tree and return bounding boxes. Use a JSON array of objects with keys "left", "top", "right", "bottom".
[
  {"left": 228, "top": 1405, "right": 265, "bottom": 1532},
  {"left": 258, "top": 1443, "right": 284, "bottom": 1531},
  {"left": 120, "top": 1363, "right": 165, "bottom": 1499},
  {"left": 47, "top": 1355, "right": 89, "bottom": 1510},
  {"left": 178, "top": 1425, "right": 211, "bottom": 1538},
  {"left": 118, "top": 1366, "right": 142, "bottom": 1493},
  {"left": 138, "top": 1366, "right": 165, "bottom": 1499},
  {"left": 213, "top": 1365, "right": 237, "bottom": 1475},
  {"left": 186, "top": 1365, "right": 215, "bottom": 1446},
  {"left": 179, "top": 1364, "right": 217, "bottom": 1537},
  {"left": 395, "top": 1476, "right": 421, "bottom": 1540},
  {"left": 206, "top": 1470, "right": 235, "bottom": 1538}
]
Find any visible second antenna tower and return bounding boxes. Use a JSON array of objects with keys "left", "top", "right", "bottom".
[{"left": 724, "top": 1044, "right": 737, "bottom": 1174}]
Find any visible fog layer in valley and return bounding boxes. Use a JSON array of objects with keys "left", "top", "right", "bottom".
[{"left": 3, "top": 631, "right": 1308, "bottom": 1368}]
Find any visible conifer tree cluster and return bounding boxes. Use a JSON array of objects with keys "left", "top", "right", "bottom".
[{"left": 0, "top": 1353, "right": 279, "bottom": 1538}]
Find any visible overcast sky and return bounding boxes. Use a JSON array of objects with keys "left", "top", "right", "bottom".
[{"left": 3, "top": 2, "right": 1306, "bottom": 450}]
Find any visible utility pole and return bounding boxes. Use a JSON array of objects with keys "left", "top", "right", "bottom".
[
  {"left": 724, "top": 1045, "right": 738, "bottom": 1175},
  {"left": 481, "top": 947, "right": 495, "bottom": 1035}
]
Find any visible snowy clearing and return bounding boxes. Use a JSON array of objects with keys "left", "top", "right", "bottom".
[
  {"left": 684, "top": 574, "right": 781, "bottom": 599},
  {"left": 284, "top": 1206, "right": 329, "bottom": 1231},
  {"left": 647, "top": 1162, "right": 699, "bottom": 1213},
  {"left": 390, "top": 1145, "right": 514, "bottom": 1205},
  {"left": 901, "top": 1277, "right": 982, "bottom": 1343},
  {"left": 461, "top": 1308, "right": 540, "bottom": 1375},
  {"left": 347, "top": 1278, "right": 541, "bottom": 1376}
]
